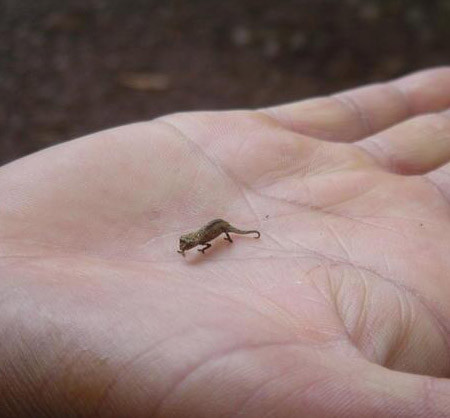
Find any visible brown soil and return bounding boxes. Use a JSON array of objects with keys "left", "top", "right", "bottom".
[{"left": 1, "top": 0, "right": 449, "bottom": 164}]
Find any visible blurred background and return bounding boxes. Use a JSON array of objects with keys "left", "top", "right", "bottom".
[{"left": 1, "top": 0, "right": 449, "bottom": 165}]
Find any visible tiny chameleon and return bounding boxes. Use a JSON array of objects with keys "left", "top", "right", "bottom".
[{"left": 177, "top": 219, "right": 260, "bottom": 256}]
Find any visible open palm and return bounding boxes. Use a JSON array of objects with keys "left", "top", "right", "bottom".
[{"left": 2, "top": 68, "right": 450, "bottom": 417}]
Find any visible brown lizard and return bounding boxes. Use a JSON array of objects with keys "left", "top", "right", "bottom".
[{"left": 177, "top": 219, "right": 260, "bottom": 256}]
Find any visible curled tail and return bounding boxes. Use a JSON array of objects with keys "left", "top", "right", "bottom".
[{"left": 227, "top": 226, "right": 260, "bottom": 238}]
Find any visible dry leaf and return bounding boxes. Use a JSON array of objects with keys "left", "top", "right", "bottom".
[{"left": 118, "top": 72, "right": 171, "bottom": 91}]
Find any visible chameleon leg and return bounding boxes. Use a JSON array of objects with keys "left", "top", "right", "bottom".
[
  {"left": 198, "top": 243, "right": 212, "bottom": 253},
  {"left": 224, "top": 232, "right": 233, "bottom": 242}
]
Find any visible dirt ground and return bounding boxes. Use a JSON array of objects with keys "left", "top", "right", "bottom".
[{"left": 1, "top": 0, "right": 449, "bottom": 164}]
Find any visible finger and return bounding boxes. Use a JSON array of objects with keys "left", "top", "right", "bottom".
[
  {"left": 357, "top": 109, "right": 450, "bottom": 175},
  {"left": 262, "top": 67, "right": 450, "bottom": 143}
]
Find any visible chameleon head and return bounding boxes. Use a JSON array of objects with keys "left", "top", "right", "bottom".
[{"left": 179, "top": 235, "right": 197, "bottom": 253}]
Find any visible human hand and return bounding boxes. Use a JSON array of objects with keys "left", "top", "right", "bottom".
[{"left": 1, "top": 67, "right": 450, "bottom": 417}]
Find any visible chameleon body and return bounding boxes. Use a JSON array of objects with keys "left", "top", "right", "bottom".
[{"left": 177, "top": 219, "right": 260, "bottom": 256}]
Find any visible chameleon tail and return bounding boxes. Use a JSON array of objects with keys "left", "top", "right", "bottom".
[{"left": 227, "top": 226, "right": 260, "bottom": 238}]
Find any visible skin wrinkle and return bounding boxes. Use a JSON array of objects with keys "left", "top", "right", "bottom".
[
  {"left": 239, "top": 186, "right": 260, "bottom": 226},
  {"left": 386, "top": 290, "right": 408, "bottom": 369},
  {"left": 386, "top": 80, "right": 414, "bottom": 119},
  {"left": 7, "top": 207, "right": 428, "bottom": 368},
  {"left": 155, "top": 117, "right": 235, "bottom": 189},
  {"left": 260, "top": 70, "right": 449, "bottom": 148},
  {"left": 323, "top": 219, "right": 352, "bottom": 261},
  {"left": 151, "top": 341, "right": 312, "bottom": 418},
  {"left": 7, "top": 267, "right": 321, "bottom": 415},
  {"left": 308, "top": 265, "right": 335, "bottom": 313},
  {"left": 249, "top": 290, "right": 317, "bottom": 333},
  {"left": 431, "top": 168, "right": 450, "bottom": 179},
  {"left": 332, "top": 93, "right": 374, "bottom": 139},
  {"left": 359, "top": 111, "right": 450, "bottom": 175},
  {"left": 33, "top": 327, "right": 84, "bottom": 402},
  {"left": 268, "top": 236, "right": 373, "bottom": 274},
  {"left": 422, "top": 113, "right": 450, "bottom": 136},
  {"left": 273, "top": 232, "right": 318, "bottom": 254},
  {"left": 0, "top": 236, "right": 96, "bottom": 259},
  {"left": 90, "top": 325, "right": 199, "bottom": 417},
  {"left": 381, "top": 251, "right": 390, "bottom": 277},
  {"left": 232, "top": 365, "right": 299, "bottom": 417},
  {"left": 305, "top": 142, "right": 331, "bottom": 177},
  {"left": 173, "top": 254, "right": 314, "bottom": 264},
  {"left": 257, "top": 230, "right": 288, "bottom": 251},
  {"left": 6, "top": 352, "right": 75, "bottom": 417},
  {"left": 357, "top": 137, "right": 394, "bottom": 172},
  {"left": 3, "top": 257, "right": 151, "bottom": 298},
  {"left": 1, "top": 350, "right": 31, "bottom": 414},
  {"left": 252, "top": 139, "right": 370, "bottom": 191},
  {"left": 57, "top": 350, "right": 106, "bottom": 417},
  {"left": 261, "top": 137, "right": 326, "bottom": 185},
  {"left": 260, "top": 79, "right": 406, "bottom": 144},
  {"left": 349, "top": 270, "right": 371, "bottom": 357},
  {"left": 247, "top": 192, "right": 407, "bottom": 238},
  {"left": 298, "top": 175, "right": 317, "bottom": 207},
  {"left": 258, "top": 373, "right": 348, "bottom": 418},
  {"left": 345, "top": 263, "right": 450, "bottom": 363},
  {"left": 257, "top": 108, "right": 295, "bottom": 133},
  {"left": 424, "top": 171, "right": 450, "bottom": 207},
  {"left": 141, "top": 230, "right": 179, "bottom": 245},
  {"left": 301, "top": 252, "right": 450, "bottom": 370},
  {"left": 156, "top": 118, "right": 261, "bottom": 225},
  {"left": 423, "top": 163, "right": 450, "bottom": 180},
  {"left": 192, "top": 283, "right": 301, "bottom": 333},
  {"left": 426, "top": 170, "right": 450, "bottom": 208},
  {"left": 324, "top": 264, "right": 355, "bottom": 344},
  {"left": 313, "top": 201, "right": 406, "bottom": 237},
  {"left": 289, "top": 244, "right": 354, "bottom": 275},
  {"left": 1, "top": 237, "right": 172, "bottom": 265},
  {"left": 259, "top": 106, "right": 349, "bottom": 144},
  {"left": 257, "top": 235, "right": 346, "bottom": 263},
  {"left": 0, "top": 249, "right": 173, "bottom": 267},
  {"left": 5, "top": 287, "right": 179, "bottom": 416},
  {"left": 152, "top": 262, "right": 345, "bottom": 416},
  {"left": 353, "top": 213, "right": 443, "bottom": 226},
  {"left": 250, "top": 175, "right": 407, "bottom": 237},
  {"left": 384, "top": 292, "right": 415, "bottom": 370},
  {"left": 257, "top": 185, "right": 406, "bottom": 237},
  {"left": 260, "top": 154, "right": 312, "bottom": 191},
  {"left": 420, "top": 376, "right": 450, "bottom": 416},
  {"left": 303, "top": 264, "right": 332, "bottom": 299},
  {"left": 255, "top": 107, "right": 323, "bottom": 142},
  {"left": 233, "top": 134, "right": 250, "bottom": 167},
  {"left": 398, "top": 113, "right": 450, "bottom": 171},
  {"left": 168, "top": 270, "right": 290, "bottom": 330},
  {"left": 422, "top": 376, "right": 436, "bottom": 415}
]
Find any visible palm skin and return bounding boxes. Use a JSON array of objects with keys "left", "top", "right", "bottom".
[{"left": 1, "top": 68, "right": 450, "bottom": 417}]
